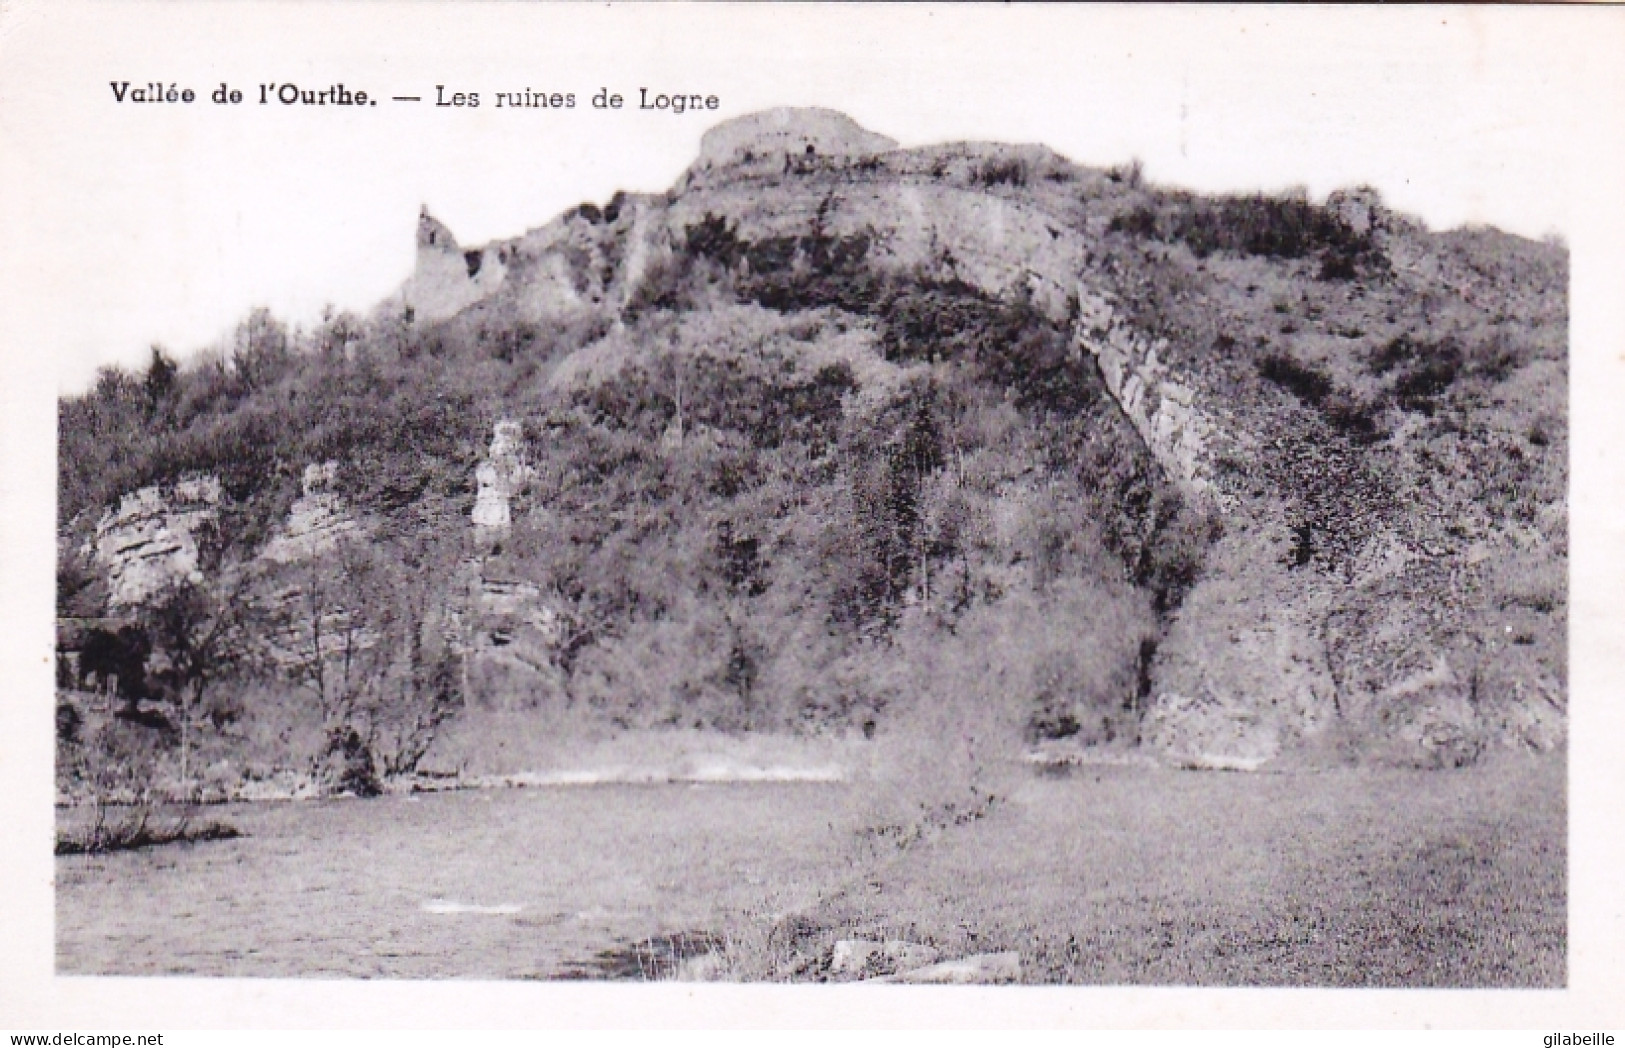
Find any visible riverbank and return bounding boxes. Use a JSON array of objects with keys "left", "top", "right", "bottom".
[
  {"left": 55, "top": 721, "right": 870, "bottom": 806},
  {"left": 56, "top": 750, "right": 1564, "bottom": 985}
]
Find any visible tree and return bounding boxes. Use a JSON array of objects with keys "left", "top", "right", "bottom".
[
  {"left": 142, "top": 345, "right": 178, "bottom": 419},
  {"left": 139, "top": 575, "right": 245, "bottom": 800},
  {"left": 892, "top": 399, "right": 945, "bottom": 601},
  {"left": 231, "top": 307, "right": 291, "bottom": 390},
  {"left": 274, "top": 532, "right": 467, "bottom": 793},
  {"left": 277, "top": 543, "right": 393, "bottom": 795},
  {"left": 841, "top": 398, "right": 947, "bottom": 629},
  {"left": 371, "top": 532, "right": 467, "bottom": 776},
  {"left": 314, "top": 306, "right": 363, "bottom": 362}
]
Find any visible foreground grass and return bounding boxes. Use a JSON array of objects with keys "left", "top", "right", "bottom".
[
  {"left": 717, "top": 753, "right": 1565, "bottom": 987},
  {"left": 55, "top": 806, "right": 242, "bottom": 856}
]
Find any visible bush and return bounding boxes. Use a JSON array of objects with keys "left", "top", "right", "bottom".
[
  {"left": 1107, "top": 189, "right": 1386, "bottom": 279},
  {"left": 1321, "top": 392, "right": 1383, "bottom": 444},
  {"left": 1393, "top": 356, "right": 1462, "bottom": 415},
  {"left": 1259, "top": 353, "right": 1333, "bottom": 405},
  {"left": 862, "top": 579, "right": 1155, "bottom": 821},
  {"left": 1375, "top": 338, "right": 1464, "bottom": 416},
  {"left": 55, "top": 806, "right": 241, "bottom": 856},
  {"left": 973, "top": 156, "right": 1030, "bottom": 188},
  {"left": 1106, "top": 158, "right": 1145, "bottom": 188},
  {"left": 568, "top": 597, "right": 748, "bottom": 730}
]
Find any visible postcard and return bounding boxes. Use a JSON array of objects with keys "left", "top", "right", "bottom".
[{"left": 2, "top": 1, "right": 1622, "bottom": 1034}]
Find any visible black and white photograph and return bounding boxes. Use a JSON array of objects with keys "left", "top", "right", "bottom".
[{"left": 3, "top": 1, "right": 1623, "bottom": 1032}]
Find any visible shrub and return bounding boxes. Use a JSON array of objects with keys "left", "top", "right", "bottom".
[
  {"left": 1321, "top": 392, "right": 1383, "bottom": 444},
  {"left": 684, "top": 212, "right": 744, "bottom": 267},
  {"left": 568, "top": 597, "right": 743, "bottom": 729},
  {"left": 1393, "top": 347, "right": 1464, "bottom": 415},
  {"left": 1107, "top": 205, "right": 1158, "bottom": 238},
  {"left": 868, "top": 578, "right": 1156, "bottom": 807},
  {"left": 1106, "top": 158, "right": 1145, "bottom": 188},
  {"left": 1107, "top": 189, "right": 1386, "bottom": 278},
  {"left": 55, "top": 806, "right": 241, "bottom": 856},
  {"left": 974, "top": 156, "right": 1031, "bottom": 188},
  {"left": 56, "top": 700, "right": 82, "bottom": 744},
  {"left": 1258, "top": 353, "right": 1333, "bottom": 406},
  {"left": 1368, "top": 335, "right": 1421, "bottom": 375}
]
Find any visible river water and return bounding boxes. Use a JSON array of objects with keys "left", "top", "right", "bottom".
[{"left": 56, "top": 782, "right": 860, "bottom": 978}]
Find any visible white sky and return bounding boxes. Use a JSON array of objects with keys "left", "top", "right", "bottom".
[{"left": 1, "top": 4, "right": 1616, "bottom": 394}]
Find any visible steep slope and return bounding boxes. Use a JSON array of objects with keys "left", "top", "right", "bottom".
[{"left": 56, "top": 108, "right": 1566, "bottom": 795}]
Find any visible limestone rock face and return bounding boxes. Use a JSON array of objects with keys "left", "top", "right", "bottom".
[
  {"left": 451, "top": 564, "right": 567, "bottom": 706},
  {"left": 1144, "top": 533, "right": 1338, "bottom": 766},
  {"left": 1149, "top": 528, "right": 1568, "bottom": 767},
  {"left": 262, "top": 462, "right": 361, "bottom": 563},
  {"left": 1072, "top": 287, "right": 1230, "bottom": 507},
  {"left": 1372, "top": 655, "right": 1485, "bottom": 768},
  {"left": 481, "top": 575, "right": 561, "bottom": 642},
  {"left": 472, "top": 420, "right": 534, "bottom": 528},
  {"left": 476, "top": 575, "right": 562, "bottom": 656},
  {"left": 1321, "top": 558, "right": 1568, "bottom": 764},
  {"left": 94, "top": 477, "right": 221, "bottom": 607}
]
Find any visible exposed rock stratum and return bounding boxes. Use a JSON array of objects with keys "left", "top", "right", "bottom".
[{"left": 59, "top": 108, "right": 1567, "bottom": 771}]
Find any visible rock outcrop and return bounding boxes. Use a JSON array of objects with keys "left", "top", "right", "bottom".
[
  {"left": 1143, "top": 533, "right": 1338, "bottom": 767},
  {"left": 472, "top": 420, "right": 534, "bottom": 529},
  {"left": 261, "top": 462, "right": 362, "bottom": 563},
  {"left": 471, "top": 574, "right": 563, "bottom": 668},
  {"left": 94, "top": 477, "right": 221, "bottom": 607},
  {"left": 1072, "top": 288, "right": 1231, "bottom": 507},
  {"left": 354, "top": 109, "right": 1562, "bottom": 764},
  {"left": 691, "top": 106, "right": 899, "bottom": 175}
]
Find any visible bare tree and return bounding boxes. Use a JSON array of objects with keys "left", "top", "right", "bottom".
[
  {"left": 274, "top": 532, "right": 466, "bottom": 792},
  {"left": 367, "top": 534, "right": 465, "bottom": 777},
  {"left": 139, "top": 574, "right": 247, "bottom": 801}
]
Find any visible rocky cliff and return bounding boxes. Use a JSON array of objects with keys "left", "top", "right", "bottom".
[
  {"left": 59, "top": 108, "right": 1566, "bottom": 774},
  {"left": 260, "top": 462, "right": 362, "bottom": 563},
  {"left": 348, "top": 110, "right": 1561, "bottom": 764},
  {"left": 93, "top": 476, "right": 221, "bottom": 607},
  {"left": 472, "top": 420, "right": 534, "bottom": 529}
]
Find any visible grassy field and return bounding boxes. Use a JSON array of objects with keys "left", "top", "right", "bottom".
[
  {"left": 56, "top": 746, "right": 1563, "bottom": 985},
  {"left": 722, "top": 752, "right": 1566, "bottom": 986}
]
